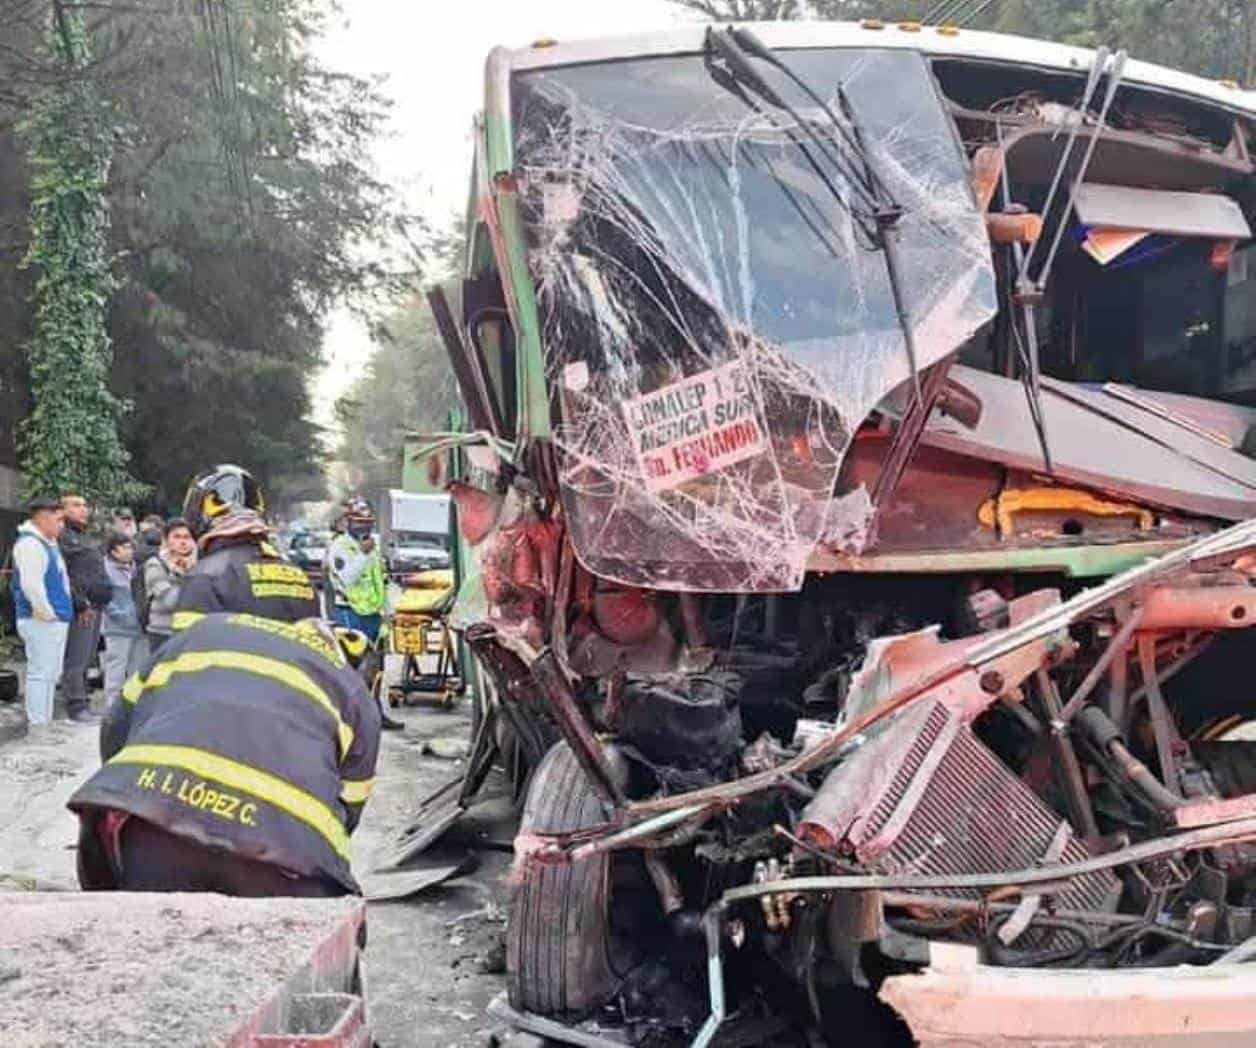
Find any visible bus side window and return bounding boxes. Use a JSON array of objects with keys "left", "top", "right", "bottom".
[
  {"left": 463, "top": 268, "right": 518, "bottom": 438},
  {"left": 473, "top": 311, "right": 518, "bottom": 438}
]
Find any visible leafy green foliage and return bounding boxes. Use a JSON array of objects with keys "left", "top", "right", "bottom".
[
  {"left": 673, "top": 0, "right": 808, "bottom": 17},
  {"left": 101, "top": 1, "right": 420, "bottom": 512},
  {"left": 333, "top": 219, "right": 463, "bottom": 503},
  {"left": 333, "top": 298, "right": 457, "bottom": 501},
  {"left": 671, "top": 0, "right": 1256, "bottom": 83},
  {"left": 19, "top": 5, "right": 138, "bottom": 502},
  {"left": 0, "top": 1, "right": 419, "bottom": 513},
  {"left": 985, "top": 1, "right": 1256, "bottom": 83},
  {"left": 671, "top": 0, "right": 930, "bottom": 23}
]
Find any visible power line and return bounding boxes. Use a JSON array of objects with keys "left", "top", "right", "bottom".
[
  {"left": 956, "top": 0, "right": 1001, "bottom": 27},
  {"left": 197, "top": 0, "right": 253, "bottom": 225},
  {"left": 216, "top": 0, "right": 255, "bottom": 221},
  {"left": 927, "top": 0, "right": 1001, "bottom": 26},
  {"left": 925, "top": 0, "right": 969, "bottom": 24}
]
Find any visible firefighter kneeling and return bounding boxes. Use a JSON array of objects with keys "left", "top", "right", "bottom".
[{"left": 69, "top": 613, "right": 380, "bottom": 897}]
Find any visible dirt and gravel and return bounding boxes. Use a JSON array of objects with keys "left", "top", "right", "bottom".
[
  {"left": 0, "top": 893, "right": 361, "bottom": 1047},
  {"left": 354, "top": 704, "right": 518, "bottom": 1047},
  {"left": 0, "top": 683, "right": 518, "bottom": 1047}
]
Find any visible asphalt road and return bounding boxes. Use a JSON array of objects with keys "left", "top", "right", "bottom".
[{"left": 0, "top": 687, "right": 516, "bottom": 1047}]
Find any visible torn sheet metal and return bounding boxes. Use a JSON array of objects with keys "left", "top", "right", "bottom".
[
  {"left": 924, "top": 365, "right": 1256, "bottom": 521},
  {"left": 511, "top": 49, "right": 996, "bottom": 591},
  {"left": 1075, "top": 182, "right": 1253, "bottom": 240}
]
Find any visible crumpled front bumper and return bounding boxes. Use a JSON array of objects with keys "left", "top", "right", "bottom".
[{"left": 881, "top": 943, "right": 1256, "bottom": 1047}]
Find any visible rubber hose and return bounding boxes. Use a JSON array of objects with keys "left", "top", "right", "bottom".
[
  {"left": 983, "top": 916, "right": 1092, "bottom": 968},
  {"left": 1109, "top": 739, "right": 1185, "bottom": 812},
  {"left": 1075, "top": 706, "right": 1184, "bottom": 811}
]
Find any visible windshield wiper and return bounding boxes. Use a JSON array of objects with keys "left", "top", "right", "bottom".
[
  {"left": 702, "top": 57, "right": 856, "bottom": 259},
  {"left": 704, "top": 30, "right": 879, "bottom": 242},
  {"left": 728, "top": 27, "right": 885, "bottom": 205},
  {"left": 708, "top": 27, "right": 923, "bottom": 403}
]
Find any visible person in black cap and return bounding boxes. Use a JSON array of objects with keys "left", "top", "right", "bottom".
[
  {"left": 110, "top": 508, "right": 137, "bottom": 541},
  {"left": 134, "top": 514, "right": 164, "bottom": 566}
]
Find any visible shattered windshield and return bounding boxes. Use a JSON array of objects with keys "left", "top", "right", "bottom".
[{"left": 513, "top": 48, "right": 997, "bottom": 591}]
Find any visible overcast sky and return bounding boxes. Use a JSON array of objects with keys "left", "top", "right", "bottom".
[{"left": 312, "top": 0, "right": 690, "bottom": 427}]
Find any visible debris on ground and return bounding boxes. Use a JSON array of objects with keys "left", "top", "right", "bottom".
[
  {"left": 360, "top": 852, "right": 479, "bottom": 901},
  {"left": 476, "top": 934, "right": 507, "bottom": 975},
  {"left": 422, "top": 736, "right": 472, "bottom": 760}
]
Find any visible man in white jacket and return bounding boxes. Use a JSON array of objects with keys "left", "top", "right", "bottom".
[{"left": 10, "top": 497, "right": 75, "bottom": 731}]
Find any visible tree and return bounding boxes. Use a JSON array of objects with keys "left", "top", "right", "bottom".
[
  {"left": 0, "top": 1, "right": 420, "bottom": 513},
  {"left": 669, "top": 0, "right": 1256, "bottom": 83},
  {"left": 333, "top": 218, "right": 464, "bottom": 503},
  {"left": 99, "top": 1, "right": 419, "bottom": 512},
  {"left": 672, "top": 0, "right": 809, "bottom": 17},
  {"left": 19, "top": 2, "right": 138, "bottom": 501},
  {"left": 333, "top": 296, "right": 459, "bottom": 502},
  {"left": 671, "top": 0, "right": 932, "bottom": 23}
]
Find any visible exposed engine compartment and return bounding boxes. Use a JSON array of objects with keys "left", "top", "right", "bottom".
[{"left": 469, "top": 535, "right": 1256, "bottom": 1046}]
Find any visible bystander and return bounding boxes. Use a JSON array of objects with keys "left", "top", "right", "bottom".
[
  {"left": 135, "top": 515, "right": 164, "bottom": 564},
  {"left": 111, "top": 509, "right": 137, "bottom": 541},
  {"left": 58, "top": 493, "right": 111, "bottom": 724},
  {"left": 10, "top": 497, "right": 73, "bottom": 733},
  {"left": 101, "top": 531, "right": 146, "bottom": 706},
  {"left": 144, "top": 518, "right": 196, "bottom": 654}
]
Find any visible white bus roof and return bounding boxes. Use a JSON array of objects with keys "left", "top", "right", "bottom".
[{"left": 491, "top": 21, "right": 1256, "bottom": 117}]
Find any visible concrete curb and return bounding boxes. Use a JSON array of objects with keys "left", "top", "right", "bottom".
[
  {"left": 0, "top": 661, "right": 25, "bottom": 745},
  {"left": 0, "top": 701, "right": 26, "bottom": 745}
]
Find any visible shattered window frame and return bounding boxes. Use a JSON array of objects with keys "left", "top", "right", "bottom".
[{"left": 511, "top": 48, "right": 998, "bottom": 592}]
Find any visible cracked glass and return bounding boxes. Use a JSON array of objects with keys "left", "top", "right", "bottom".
[{"left": 512, "top": 47, "right": 997, "bottom": 592}]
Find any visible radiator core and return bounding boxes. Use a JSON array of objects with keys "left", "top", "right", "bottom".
[{"left": 800, "top": 701, "right": 1117, "bottom": 915}]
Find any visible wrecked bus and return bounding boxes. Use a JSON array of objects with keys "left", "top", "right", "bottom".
[{"left": 417, "top": 20, "right": 1256, "bottom": 1046}]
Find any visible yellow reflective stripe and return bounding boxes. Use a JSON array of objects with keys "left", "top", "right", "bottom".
[
  {"left": 251, "top": 582, "right": 315, "bottom": 600},
  {"left": 339, "top": 778, "right": 376, "bottom": 804},
  {"left": 171, "top": 610, "right": 204, "bottom": 632},
  {"left": 121, "top": 673, "right": 144, "bottom": 705},
  {"left": 128, "top": 650, "right": 354, "bottom": 759},
  {"left": 226, "top": 615, "right": 344, "bottom": 667},
  {"left": 109, "top": 743, "right": 350, "bottom": 860}
]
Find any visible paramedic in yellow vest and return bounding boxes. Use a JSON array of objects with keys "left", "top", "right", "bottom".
[
  {"left": 326, "top": 497, "right": 401, "bottom": 731},
  {"left": 326, "top": 497, "right": 386, "bottom": 637}
]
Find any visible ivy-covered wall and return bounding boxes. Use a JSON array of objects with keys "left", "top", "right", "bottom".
[{"left": 0, "top": 131, "right": 31, "bottom": 475}]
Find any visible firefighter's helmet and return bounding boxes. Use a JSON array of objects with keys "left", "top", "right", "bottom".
[
  {"left": 298, "top": 618, "right": 372, "bottom": 669},
  {"left": 343, "top": 495, "right": 375, "bottom": 540},
  {"left": 182, "top": 465, "right": 265, "bottom": 537}
]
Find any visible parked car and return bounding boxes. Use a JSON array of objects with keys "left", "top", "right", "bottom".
[{"left": 286, "top": 530, "right": 331, "bottom": 577}]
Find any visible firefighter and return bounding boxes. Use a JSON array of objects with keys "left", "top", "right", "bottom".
[
  {"left": 175, "top": 465, "right": 319, "bottom": 625},
  {"left": 326, "top": 496, "right": 403, "bottom": 732},
  {"left": 69, "top": 613, "right": 380, "bottom": 896}
]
